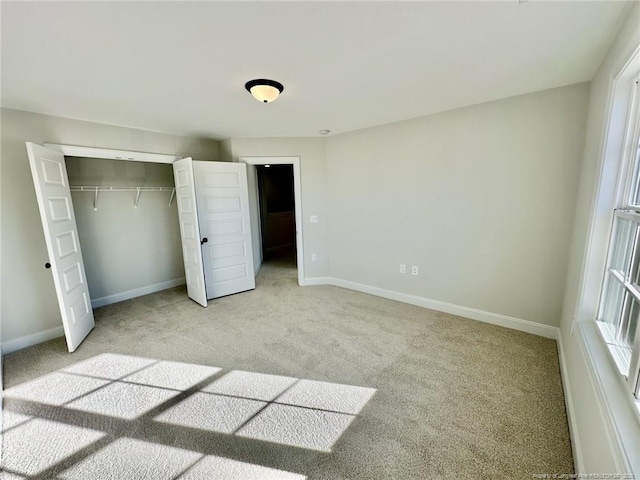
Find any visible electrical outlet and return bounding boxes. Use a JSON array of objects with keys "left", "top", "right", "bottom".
[
  {"left": 310, "top": 215, "right": 318, "bottom": 223},
  {"left": 400, "top": 264, "right": 406, "bottom": 273},
  {"left": 411, "top": 266, "right": 419, "bottom": 276},
  {"left": 311, "top": 253, "right": 317, "bottom": 261}
]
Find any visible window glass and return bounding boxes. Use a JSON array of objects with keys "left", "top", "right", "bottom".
[
  {"left": 619, "top": 296, "right": 639, "bottom": 350},
  {"left": 629, "top": 145, "right": 640, "bottom": 207},
  {"left": 601, "top": 276, "right": 626, "bottom": 326},
  {"left": 611, "top": 218, "right": 634, "bottom": 275}
]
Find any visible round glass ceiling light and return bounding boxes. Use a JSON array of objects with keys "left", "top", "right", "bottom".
[{"left": 245, "top": 79, "right": 284, "bottom": 103}]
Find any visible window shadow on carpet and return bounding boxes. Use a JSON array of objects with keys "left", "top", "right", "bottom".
[{"left": 2, "top": 353, "right": 376, "bottom": 479}]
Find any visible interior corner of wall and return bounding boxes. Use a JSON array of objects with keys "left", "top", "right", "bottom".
[{"left": 218, "top": 138, "right": 234, "bottom": 163}]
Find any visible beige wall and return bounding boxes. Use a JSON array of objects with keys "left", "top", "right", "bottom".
[
  {"left": 325, "top": 83, "right": 589, "bottom": 327},
  {"left": 227, "top": 137, "right": 329, "bottom": 279},
  {"left": 1, "top": 108, "right": 220, "bottom": 347},
  {"left": 219, "top": 138, "right": 233, "bottom": 163}
]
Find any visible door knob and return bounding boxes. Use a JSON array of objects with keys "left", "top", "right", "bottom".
[
  {"left": 45, "top": 262, "right": 51, "bottom": 269},
  {"left": 201, "top": 238, "right": 208, "bottom": 245}
]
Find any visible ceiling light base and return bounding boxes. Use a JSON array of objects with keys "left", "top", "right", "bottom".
[{"left": 245, "top": 79, "right": 284, "bottom": 103}]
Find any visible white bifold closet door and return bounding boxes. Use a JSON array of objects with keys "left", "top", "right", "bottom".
[
  {"left": 193, "top": 161, "right": 255, "bottom": 299},
  {"left": 26, "top": 142, "right": 95, "bottom": 352},
  {"left": 173, "top": 157, "right": 208, "bottom": 307},
  {"left": 173, "top": 159, "right": 255, "bottom": 303}
]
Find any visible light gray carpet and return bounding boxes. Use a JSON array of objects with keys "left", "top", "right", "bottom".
[{"left": 2, "top": 252, "right": 574, "bottom": 479}]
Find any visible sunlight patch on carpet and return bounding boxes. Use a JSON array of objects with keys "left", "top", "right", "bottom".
[
  {"left": 1, "top": 411, "right": 32, "bottom": 432},
  {"left": 58, "top": 438, "right": 201, "bottom": 480},
  {"left": 202, "top": 370, "right": 297, "bottom": 401},
  {"left": 0, "top": 472, "right": 27, "bottom": 479},
  {"left": 275, "top": 379, "right": 377, "bottom": 414},
  {"left": 3, "top": 418, "right": 104, "bottom": 476},
  {"left": 122, "top": 360, "right": 221, "bottom": 391},
  {"left": 62, "top": 353, "right": 157, "bottom": 380},
  {"left": 180, "top": 455, "right": 306, "bottom": 480},
  {"left": 154, "top": 392, "right": 266, "bottom": 434},
  {"left": 3, "top": 372, "right": 109, "bottom": 406},
  {"left": 237, "top": 403, "right": 356, "bottom": 452},
  {"left": 3, "top": 351, "right": 377, "bottom": 475},
  {"left": 66, "top": 381, "right": 178, "bottom": 419}
]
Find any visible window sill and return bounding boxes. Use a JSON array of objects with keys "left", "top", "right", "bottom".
[
  {"left": 595, "top": 321, "right": 633, "bottom": 376},
  {"left": 593, "top": 321, "right": 640, "bottom": 422},
  {"left": 576, "top": 321, "right": 640, "bottom": 476}
]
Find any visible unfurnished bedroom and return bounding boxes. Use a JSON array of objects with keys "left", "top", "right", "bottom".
[{"left": 1, "top": 1, "right": 639, "bottom": 479}]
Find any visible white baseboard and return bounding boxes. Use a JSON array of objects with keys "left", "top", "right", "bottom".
[
  {"left": 556, "top": 330, "right": 584, "bottom": 473},
  {"left": 1, "top": 325, "right": 65, "bottom": 355},
  {"left": 302, "top": 276, "right": 558, "bottom": 339},
  {"left": 299, "top": 276, "right": 332, "bottom": 286},
  {"left": 2, "top": 279, "right": 187, "bottom": 355},
  {"left": 91, "top": 277, "right": 185, "bottom": 308}
]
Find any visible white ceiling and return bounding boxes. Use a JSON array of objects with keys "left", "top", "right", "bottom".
[{"left": 1, "top": 1, "right": 633, "bottom": 140}]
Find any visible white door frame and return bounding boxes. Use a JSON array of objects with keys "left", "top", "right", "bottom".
[
  {"left": 43, "top": 147, "right": 304, "bottom": 284},
  {"left": 44, "top": 144, "right": 179, "bottom": 163},
  {"left": 239, "top": 156, "right": 304, "bottom": 286}
]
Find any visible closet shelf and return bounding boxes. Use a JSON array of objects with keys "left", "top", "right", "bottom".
[{"left": 70, "top": 186, "right": 176, "bottom": 209}]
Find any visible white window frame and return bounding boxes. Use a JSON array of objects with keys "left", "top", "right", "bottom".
[
  {"left": 596, "top": 76, "right": 640, "bottom": 400},
  {"left": 570, "top": 41, "right": 640, "bottom": 476},
  {"left": 598, "top": 213, "right": 640, "bottom": 391}
]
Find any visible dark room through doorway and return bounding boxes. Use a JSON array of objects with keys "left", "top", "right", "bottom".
[{"left": 256, "top": 164, "right": 297, "bottom": 268}]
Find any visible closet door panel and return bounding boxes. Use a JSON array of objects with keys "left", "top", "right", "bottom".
[
  {"left": 173, "top": 157, "right": 207, "bottom": 307},
  {"left": 26, "top": 142, "right": 95, "bottom": 352},
  {"left": 193, "top": 161, "right": 255, "bottom": 299}
]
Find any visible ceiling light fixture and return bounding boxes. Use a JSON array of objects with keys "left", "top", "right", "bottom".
[
  {"left": 245, "top": 79, "right": 284, "bottom": 103},
  {"left": 319, "top": 129, "right": 331, "bottom": 136}
]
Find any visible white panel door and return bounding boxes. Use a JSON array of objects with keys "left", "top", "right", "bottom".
[
  {"left": 173, "top": 157, "right": 207, "bottom": 307},
  {"left": 26, "top": 142, "right": 94, "bottom": 352},
  {"left": 193, "top": 161, "right": 255, "bottom": 299}
]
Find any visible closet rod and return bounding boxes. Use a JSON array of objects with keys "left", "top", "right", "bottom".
[
  {"left": 70, "top": 186, "right": 176, "bottom": 210},
  {"left": 70, "top": 186, "right": 175, "bottom": 192}
]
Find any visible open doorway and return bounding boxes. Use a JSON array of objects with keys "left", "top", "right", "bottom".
[
  {"left": 257, "top": 164, "right": 296, "bottom": 268},
  {"left": 239, "top": 156, "right": 305, "bottom": 286}
]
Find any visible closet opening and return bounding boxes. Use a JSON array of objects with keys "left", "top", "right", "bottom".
[
  {"left": 27, "top": 144, "right": 295, "bottom": 352},
  {"left": 65, "top": 157, "right": 183, "bottom": 309}
]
